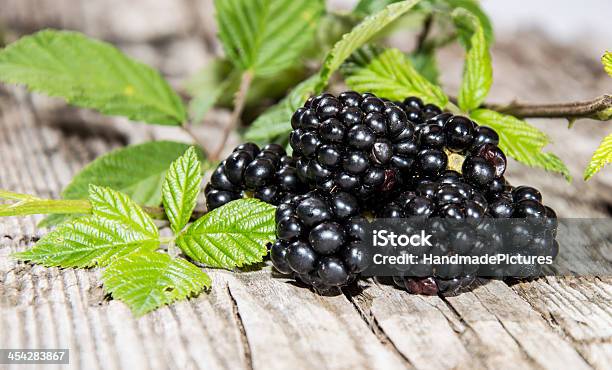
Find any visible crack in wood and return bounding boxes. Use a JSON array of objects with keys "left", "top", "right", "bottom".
[
  {"left": 226, "top": 283, "right": 254, "bottom": 370},
  {"left": 341, "top": 282, "right": 415, "bottom": 369},
  {"left": 510, "top": 278, "right": 610, "bottom": 368}
]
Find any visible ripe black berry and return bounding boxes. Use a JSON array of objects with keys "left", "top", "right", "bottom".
[
  {"left": 270, "top": 240, "right": 292, "bottom": 274},
  {"left": 317, "top": 257, "right": 350, "bottom": 286},
  {"left": 462, "top": 156, "right": 495, "bottom": 188},
  {"left": 342, "top": 241, "right": 371, "bottom": 273},
  {"left": 473, "top": 126, "right": 499, "bottom": 146},
  {"left": 473, "top": 144, "right": 507, "bottom": 177},
  {"left": 417, "top": 149, "right": 448, "bottom": 177},
  {"left": 444, "top": 116, "right": 474, "bottom": 152},
  {"left": 512, "top": 185, "right": 543, "bottom": 203},
  {"left": 277, "top": 216, "right": 303, "bottom": 240},
  {"left": 286, "top": 241, "right": 317, "bottom": 274}
]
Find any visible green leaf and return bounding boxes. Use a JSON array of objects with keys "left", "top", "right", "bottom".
[
  {"left": 215, "top": 0, "right": 324, "bottom": 76},
  {"left": 176, "top": 199, "right": 275, "bottom": 269},
  {"left": 162, "top": 147, "right": 203, "bottom": 234},
  {"left": 102, "top": 252, "right": 210, "bottom": 316},
  {"left": 584, "top": 132, "right": 612, "bottom": 180},
  {"left": 40, "top": 141, "right": 199, "bottom": 227},
  {"left": 353, "top": 0, "right": 399, "bottom": 16},
  {"left": 0, "top": 30, "right": 185, "bottom": 125},
  {"left": 14, "top": 186, "right": 159, "bottom": 268},
  {"left": 343, "top": 46, "right": 448, "bottom": 107},
  {"left": 89, "top": 185, "right": 158, "bottom": 238},
  {"left": 603, "top": 51, "right": 612, "bottom": 78},
  {"left": 445, "top": 0, "right": 493, "bottom": 46},
  {"left": 244, "top": 75, "right": 320, "bottom": 145},
  {"left": 453, "top": 8, "right": 492, "bottom": 112},
  {"left": 317, "top": 0, "right": 421, "bottom": 91},
  {"left": 470, "top": 109, "right": 570, "bottom": 180}
]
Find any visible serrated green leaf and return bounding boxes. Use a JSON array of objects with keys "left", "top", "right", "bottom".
[
  {"left": 454, "top": 8, "right": 492, "bottom": 112},
  {"left": 14, "top": 217, "right": 158, "bottom": 267},
  {"left": 89, "top": 185, "right": 158, "bottom": 238},
  {"left": 584, "top": 132, "right": 612, "bottom": 180},
  {"left": 102, "top": 252, "right": 210, "bottom": 316},
  {"left": 162, "top": 147, "right": 203, "bottom": 234},
  {"left": 470, "top": 109, "right": 570, "bottom": 180},
  {"left": 14, "top": 186, "right": 159, "bottom": 268},
  {"left": 353, "top": 0, "right": 399, "bottom": 16},
  {"left": 215, "top": 0, "right": 324, "bottom": 76},
  {"left": 0, "top": 30, "right": 185, "bottom": 125},
  {"left": 176, "top": 199, "right": 275, "bottom": 269},
  {"left": 244, "top": 75, "right": 320, "bottom": 145},
  {"left": 603, "top": 52, "right": 612, "bottom": 78},
  {"left": 316, "top": 0, "right": 421, "bottom": 91},
  {"left": 343, "top": 46, "right": 448, "bottom": 107},
  {"left": 445, "top": 0, "right": 493, "bottom": 46},
  {"left": 41, "top": 141, "right": 200, "bottom": 228}
]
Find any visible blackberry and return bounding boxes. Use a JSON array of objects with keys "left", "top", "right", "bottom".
[
  {"left": 205, "top": 143, "right": 307, "bottom": 210},
  {"left": 212, "top": 95, "right": 560, "bottom": 298},
  {"left": 270, "top": 191, "right": 371, "bottom": 290},
  {"left": 290, "top": 92, "right": 418, "bottom": 199}
]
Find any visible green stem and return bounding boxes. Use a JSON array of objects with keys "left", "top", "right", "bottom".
[
  {"left": 0, "top": 189, "right": 39, "bottom": 201},
  {"left": 0, "top": 189, "right": 208, "bottom": 220},
  {"left": 0, "top": 199, "right": 91, "bottom": 217}
]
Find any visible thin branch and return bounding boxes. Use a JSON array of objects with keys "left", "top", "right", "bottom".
[
  {"left": 181, "top": 123, "right": 212, "bottom": 159},
  {"left": 416, "top": 15, "right": 433, "bottom": 52},
  {"left": 452, "top": 94, "right": 612, "bottom": 121},
  {"left": 211, "top": 70, "right": 254, "bottom": 161}
]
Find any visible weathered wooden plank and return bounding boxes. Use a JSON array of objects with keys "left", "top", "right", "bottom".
[
  {"left": 346, "top": 279, "right": 480, "bottom": 370},
  {"left": 512, "top": 277, "right": 612, "bottom": 369},
  {"left": 224, "top": 269, "right": 411, "bottom": 370},
  {"left": 468, "top": 280, "right": 593, "bottom": 370}
]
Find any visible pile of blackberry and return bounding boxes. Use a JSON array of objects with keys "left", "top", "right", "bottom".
[
  {"left": 205, "top": 143, "right": 306, "bottom": 210},
  {"left": 206, "top": 92, "right": 559, "bottom": 295}
]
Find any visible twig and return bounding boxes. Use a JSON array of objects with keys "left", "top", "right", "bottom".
[
  {"left": 416, "top": 15, "right": 433, "bottom": 52},
  {"left": 211, "top": 71, "right": 254, "bottom": 161},
  {"left": 181, "top": 123, "right": 212, "bottom": 158},
  {"left": 483, "top": 94, "right": 612, "bottom": 120},
  {"left": 452, "top": 94, "right": 612, "bottom": 121}
]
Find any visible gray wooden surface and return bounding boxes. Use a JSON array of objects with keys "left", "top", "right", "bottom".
[{"left": 1, "top": 1, "right": 612, "bottom": 369}]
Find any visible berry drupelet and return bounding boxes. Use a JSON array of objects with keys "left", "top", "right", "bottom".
[{"left": 205, "top": 143, "right": 307, "bottom": 210}]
